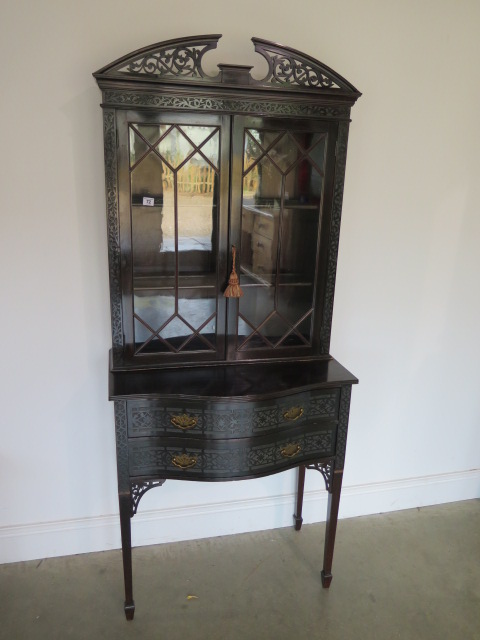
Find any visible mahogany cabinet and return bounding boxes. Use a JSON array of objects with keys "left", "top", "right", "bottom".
[{"left": 94, "top": 34, "right": 360, "bottom": 620}]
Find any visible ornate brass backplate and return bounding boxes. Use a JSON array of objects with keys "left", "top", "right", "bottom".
[
  {"left": 171, "top": 453, "right": 198, "bottom": 469},
  {"left": 283, "top": 406, "right": 304, "bottom": 421},
  {"left": 171, "top": 414, "right": 198, "bottom": 430},
  {"left": 280, "top": 443, "right": 302, "bottom": 458}
]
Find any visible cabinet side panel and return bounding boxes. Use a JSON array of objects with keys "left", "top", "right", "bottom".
[
  {"left": 319, "top": 120, "right": 350, "bottom": 352},
  {"left": 114, "top": 400, "right": 130, "bottom": 494},
  {"left": 334, "top": 384, "right": 352, "bottom": 470},
  {"left": 103, "top": 109, "right": 124, "bottom": 357}
]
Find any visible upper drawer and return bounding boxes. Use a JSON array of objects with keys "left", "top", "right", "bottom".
[{"left": 127, "top": 388, "right": 339, "bottom": 438}]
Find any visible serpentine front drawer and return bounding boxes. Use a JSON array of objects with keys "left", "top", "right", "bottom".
[
  {"left": 126, "top": 388, "right": 340, "bottom": 439},
  {"left": 128, "top": 422, "right": 336, "bottom": 480}
]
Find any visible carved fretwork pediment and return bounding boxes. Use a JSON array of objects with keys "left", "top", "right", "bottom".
[
  {"left": 93, "top": 34, "right": 360, "bottom": 99},
  {"left": 252, "top": 38, "right": 358, "bottom": 93},
  {"left": 94, "top": 34, "right": 222, "bottom": 82}
]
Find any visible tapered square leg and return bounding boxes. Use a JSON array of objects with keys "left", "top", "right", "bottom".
[
  {"left": 293, "top": 464, "right": 306, "bottom": 531},
  {"left": 119, "top": 493, "right": 135, "bottom": 620},
  {"left": 322, "top": 469, "right": 343, "bottom": 588}
]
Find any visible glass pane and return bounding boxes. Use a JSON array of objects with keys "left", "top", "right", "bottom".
[
  {"left": 307, "top": 133, "right": 326, "bottom": 169},
  {"left": 237, "top": 316, "right": 269, "bottom": 350},
  {"left": 279, "top": 208, "right": 320, "bottom": 284},
  {"left": 129, "top": 127, "right": 150, "bottom": 166},
  {"left": 251, "top": 231, "right": 277, "bottom": 283},
  {"left": 134, "top": 323, "right": 171, "bottom": 353},
  {"left": 268, "top": 133, "right": 299, "bottom": 173},
  {"left": 240, "top": 205, "right": 278, "bottom": 285},
  {"left": 259, "top": 314, "right": 289, "bottom": 345},
  {"left": 180, "top": 126, "right": 219, "bottom": 168},
  {"left": 277, "top": 284, "right": 313, "bottom": 327},
  {"left": 177, "top": 156, "right": 218, "bottom": 275},
  {"left": 284, "top": 162, "right": 323, "bottom": 206},
  {"left": 151, "top": 312, "right": 215, "bottom": 353},
  {"left": 243, "top": 155, "right": 282, "bottom": 207},
  {"left": 180, "top": 125, "right": 210, "bottom": 146},
  {"left": 200, "top": 130, "right": 219, "bottom": 169},
  {"left": 199, "top": 317, "right": 216, "bottom": 349},
  {"left": 157, "top": 126, "right": 195, "bottom": 169},
  {"left": 178, "top": 288, "right": 216, "bottom": 328},
  {"left": 181, "top": 335, "right": 213, "bottom": 351},
  {"left": 131, "top": 150, "right": 165, "bottom": 206},
  {"left": 244, "top": 132, "right": 263, "bottom": 172},
  {"left": 160, "top": 316, "right": 192, "bottom": 349},
  {"left": 132, "top": 124, "right": 166, "bottom": 146},
  {"left": 277, "top": 331, "right": 308, "bottom": 348},
  {"left": 134, "top": 290, "right": 175, "bottom": 349},
  {"left": 296, "top": 315, "right": 313, "bottom": 342},
  {"left": 238, "top": 286, "right": 274, "bottom": 346},
  {"left": 131, "top": 153, "right": 175, "bottom": 279},
  {"left": 237, "top": 333, "right": 268, "bottom": 350},
  {"left": 248, "top": 129, "right": 284, "bottom": 151}
]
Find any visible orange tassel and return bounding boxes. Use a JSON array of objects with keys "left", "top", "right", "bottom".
[{"left": 224, "top": 245, "right": 244, "bottom": 298}]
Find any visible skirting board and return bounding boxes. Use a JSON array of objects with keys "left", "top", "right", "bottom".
[{"left": 1, "top": 469, "right": 479, "bottom": 564}]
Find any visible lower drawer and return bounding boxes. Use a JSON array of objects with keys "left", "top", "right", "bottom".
[{"left": 128, "top": 422, "right": 336, "bottom": 480}]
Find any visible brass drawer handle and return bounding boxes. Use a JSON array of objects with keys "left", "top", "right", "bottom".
[
  {"left": 280, "top": 443, "right": 302, "bottom": 458},
  {"left": 283, "top": 406, "right": 304, "bottom": 421},
  {"left": 171, "top": 453, "right": 197, "bottom": 469},
  {"left": 171, "top": 414, "right": 198, "bottom": 430}
]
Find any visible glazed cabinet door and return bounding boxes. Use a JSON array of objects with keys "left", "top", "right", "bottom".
[
  {"left": 117, "top": 111, "right": 230, "bottom": 365},
  {"left": 227, "top": 116, "right": 338, "bottom": 361}
]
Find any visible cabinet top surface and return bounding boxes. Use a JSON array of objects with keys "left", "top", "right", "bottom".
[{"left": 109, "top": 356, "right": 357, "bottom": 401}]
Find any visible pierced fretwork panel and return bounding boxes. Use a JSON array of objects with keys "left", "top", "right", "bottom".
[
  {"left": 109, "top": 36, "right": 221, "bottom": 81},
  {"left": 130, "top": 123, "right": 220, "bottom": 354},
  {"left": 237, "top": 128, "right": 326, "bottom": 351}
]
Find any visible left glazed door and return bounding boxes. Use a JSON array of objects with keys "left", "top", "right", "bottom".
[{"left": 117, "top": 111, "right": 230, "bottom": 365}]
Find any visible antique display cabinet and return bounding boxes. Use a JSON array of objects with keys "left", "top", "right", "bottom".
[{"left": 94, "top": 34, "right": 360, "bottom": 620}]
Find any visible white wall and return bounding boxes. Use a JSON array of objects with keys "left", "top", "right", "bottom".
[{"left": 1, "top": 0, "right": 479, "bottom": 563}]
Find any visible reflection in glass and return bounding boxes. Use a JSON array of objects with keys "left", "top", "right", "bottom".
[
  {"left": 135, "top": 124, "right": 168, "bottom": 145},
  {"left": 134, "top": 290, "right": 175, "bottom": 351},
  {"left": 244, "top": 155, "right": 282, "bottom": 205},
  {"left": 240, "top": 205, "right": 278, "bottom": 285},
  {"left": 177, "top": 156, "right": 217, "bottom": 275},
  {"left": 178, "top": 288, "right": 216, "bottom": 328},
  {"left": 305, "top": 133, "right": 326, "bottom": 168},
  {"left": 134, "top": 288, "right": 216, "bottom": 353},
  {"left": 277, "top": 284, "right": 313, "bottom": 327},
  {"left": 181, "top": 127, "right": 219, "bottom": 167},
  {"left": 129, "top": 128, "right": 149, "bottom": 167},
  {"left": 244, "top": 132, "right": 263, "bottom": 171},
  {"left": 157, "top": 127, "right": 195, "bottom": 169},
  {"left": 131, "top": 152, "right": 174, "bottom": 279},
  {"left": 267, "top": 133, "right": 298, "bottom": 173},
  {"left": 279, "top": 208, "right": 319, "bottom": 283},
  {"left": 238, "top": 286, "right": 274, "bottom": 350}
]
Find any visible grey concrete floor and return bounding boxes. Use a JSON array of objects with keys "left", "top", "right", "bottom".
[{"left": 1, "top": 500, "right": 479, "bottom": 640}]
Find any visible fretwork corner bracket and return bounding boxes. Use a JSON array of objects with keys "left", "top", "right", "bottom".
[
  {"left": 306, "top": 459, "right": 334, "bottom": 493},
  {"left": 130, "top": 479, "right": 166, "bottom": 517}
]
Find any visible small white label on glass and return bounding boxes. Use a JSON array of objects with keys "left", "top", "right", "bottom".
[{"left": 143, "top": 197, "right": 154, "bottom": 207}]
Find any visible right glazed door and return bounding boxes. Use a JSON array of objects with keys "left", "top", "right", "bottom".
[{"left": 227, "top": 116, "right": 338, "bottom": 361}]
